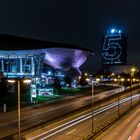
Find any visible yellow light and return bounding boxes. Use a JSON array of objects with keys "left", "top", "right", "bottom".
[
  {"left": 121, "top": 78, "right": 125, "bottom": 82},
  {"left": 101, "top": 75, "right": 103, "bottom": 78},
  {"left": 85, "top": 73, "right": 88, "bottom": 76},
  {"left": 78, "top": 76, "right": 81, "bottom": 79},
  {"left": 111, "top": 73, "right": 115, "bottom": 76},
  {"left": 23, "top": 79, "right": 31, "bottom": 84},
  {"left": 132, "top": 79, "right": 136, "bottom": 82},
  {"left": 96, "top": 78, "right": 100, "bottom": 82},
  {"left": 7, "top": 80, "right": 16, "bottom": 83},
  {"left": 131, "top": 68, "right": 136, "bottom": 72},
  {"left": 86, "top": 78, "right": 90, "bottom": 81},
  {"left": 127, "top": 79, "right": 130, "bottom": 81},
  {"left": 114, "top": 79, "right": 118, "bottom": 82}
]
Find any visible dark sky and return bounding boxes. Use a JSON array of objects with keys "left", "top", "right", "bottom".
[{"left": 0, "top": 0, "right": 139, "bottom": 73}]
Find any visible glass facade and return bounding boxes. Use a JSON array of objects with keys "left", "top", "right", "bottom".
[{"left": 0, "top": 53, "right": 45, "bottom": 78}]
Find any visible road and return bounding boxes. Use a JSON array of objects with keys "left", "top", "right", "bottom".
[
  {"left": 130, "top": 123, "right": 140, "bottom": 140},
  {"left": 0, "top": 86, "right": 139, "bottom": 139},
  {"left": 98, "top": 105, "right": 140, "bottom": 140},
  {"left": 23, "top": 94, "right": 140, "bottom": 140},
  {"left": 0, "top": 86, "right": 121, "bottom": 139}
]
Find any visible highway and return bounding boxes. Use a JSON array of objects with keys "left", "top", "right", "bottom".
[
  {"left": 23, "top": 94, "right": 140, "bottom": 140},
  {"left": 0, "top": 86, "right": 124, "bottom": 139},
  {"left": 130, "top": 122, "right": 140, "bottom": 140},
  {"left": 98, "top": 105, "right": 140, "bottom": 140},
  {"left": 0, "top": 86, "right": 139, "bottom": 139}
]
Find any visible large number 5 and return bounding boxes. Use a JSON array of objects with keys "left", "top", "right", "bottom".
[{"left": 102, "top": 35, "right": 122, "bottom": 62}]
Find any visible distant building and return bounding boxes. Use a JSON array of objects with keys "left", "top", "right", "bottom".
[
  {"left": 101, "top": 28, "right": 127, "bottom": 72},
  {"left": 108, "top": 65, "right": 139, "bottom": 74}
]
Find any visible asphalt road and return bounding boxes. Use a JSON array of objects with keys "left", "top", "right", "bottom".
[
  {"left": 23, "top": 94, "right": 140, "bottom": 140},
  {"left": 99, "top": 105, "right": 140, "bottom": 140},
  {"left": 0, "top": 86, "right": 139, "bottom": 139},
  {"left": 0, "top": 86, "right": 121, "bottom": 139}
]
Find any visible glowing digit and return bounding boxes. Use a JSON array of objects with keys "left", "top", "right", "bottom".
[{"left": 102, "top": 34, "right": 122, "bottom": 63}]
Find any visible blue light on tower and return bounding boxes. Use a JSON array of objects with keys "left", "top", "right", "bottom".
[
  {"left": 111, "top": 29, "right": 115, "bottom": 33},
  {"left": 109, "top": 28, "right": 122, "bottom": 34}
]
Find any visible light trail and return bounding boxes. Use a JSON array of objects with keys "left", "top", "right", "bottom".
[{"left": 28, "top": 94, "right": 140, "bottom": 140}]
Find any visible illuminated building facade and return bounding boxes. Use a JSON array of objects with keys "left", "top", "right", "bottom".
[{"left": 0, "top": 34, "right": 93, "bottom": 78}]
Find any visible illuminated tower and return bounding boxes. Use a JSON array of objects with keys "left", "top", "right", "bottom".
[{"left": 101, "top": 28, "right": 127, "bottom": 72}]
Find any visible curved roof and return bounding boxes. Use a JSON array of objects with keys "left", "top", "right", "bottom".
[
  {"left": 0, "top": 34, "right": 93, "bottom": 73},
  {"left": 0, "top": 34, "right": 93, "bottom": 53}
]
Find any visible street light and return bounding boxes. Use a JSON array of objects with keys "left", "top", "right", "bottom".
[
  {"left": 78, "top": 76, "right": 81, "bottom": 80},
  {"left": 130, "top": 68, "right": 136, "bottom": 108},
  {"left": 111, "top": 73, "right": 115, "bottom": 76},
  {"left": 8, "top": 78, "right": 31, "bottom": 140},
  {"left": 120, "top": 78, "right": 125, "bottom": 82},
  {"left": 85, "top": 73, "right": 88, "bottom": 76},
  {"left": 113, "top": 77, "right": 120, "bottom": 117}
]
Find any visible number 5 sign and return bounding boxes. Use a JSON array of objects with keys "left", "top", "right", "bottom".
[{"left": 102, "top": 34, "right": 122, "bottom": 64}]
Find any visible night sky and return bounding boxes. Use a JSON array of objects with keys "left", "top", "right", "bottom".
[{"left": 0, "top": 0, "right": 139, "bottom": 73}]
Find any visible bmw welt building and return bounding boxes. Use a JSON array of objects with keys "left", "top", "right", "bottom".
[{"left": 0, "top": 34, "right": 93, "bottom": 78}]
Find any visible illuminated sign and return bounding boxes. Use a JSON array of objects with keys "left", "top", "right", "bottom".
[
  {"left": 38, "top": 88, "right": 53, "bottom": 96},
  {"left": 102, "top": 30, "right": 127, "bottom": 65}
]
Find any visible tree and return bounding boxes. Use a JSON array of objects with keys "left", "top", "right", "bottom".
[
  {"left": 79, "top": 73, "right": 88, "bottom": 86},
  {"left": 0, "top": 78, "right": 9, "bottom": 105}
]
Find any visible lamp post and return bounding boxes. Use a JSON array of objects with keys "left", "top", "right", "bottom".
[
  {"left": 8, "top": 78, "right": 31, "bottom": 140},
  {"left": 130, "top": 68, "right": 135, "bottom": 108},
  {"left": 138, "top": 79, "right": 140, "bottom": 103},
  {"left": 117, "top": 76, "right": 120, "bottom": 117},
  {"left": 17, "top": 80, "right": 21, "bottom": 140},
  {"left": 91, "top": 80, "right": 94, "bottom": 134},
  {"left": 139, "top": 79, "right": 140, "bottom": 103},
  {"left": 86, "top": 78, "right": 94, "bottom": 135}
]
